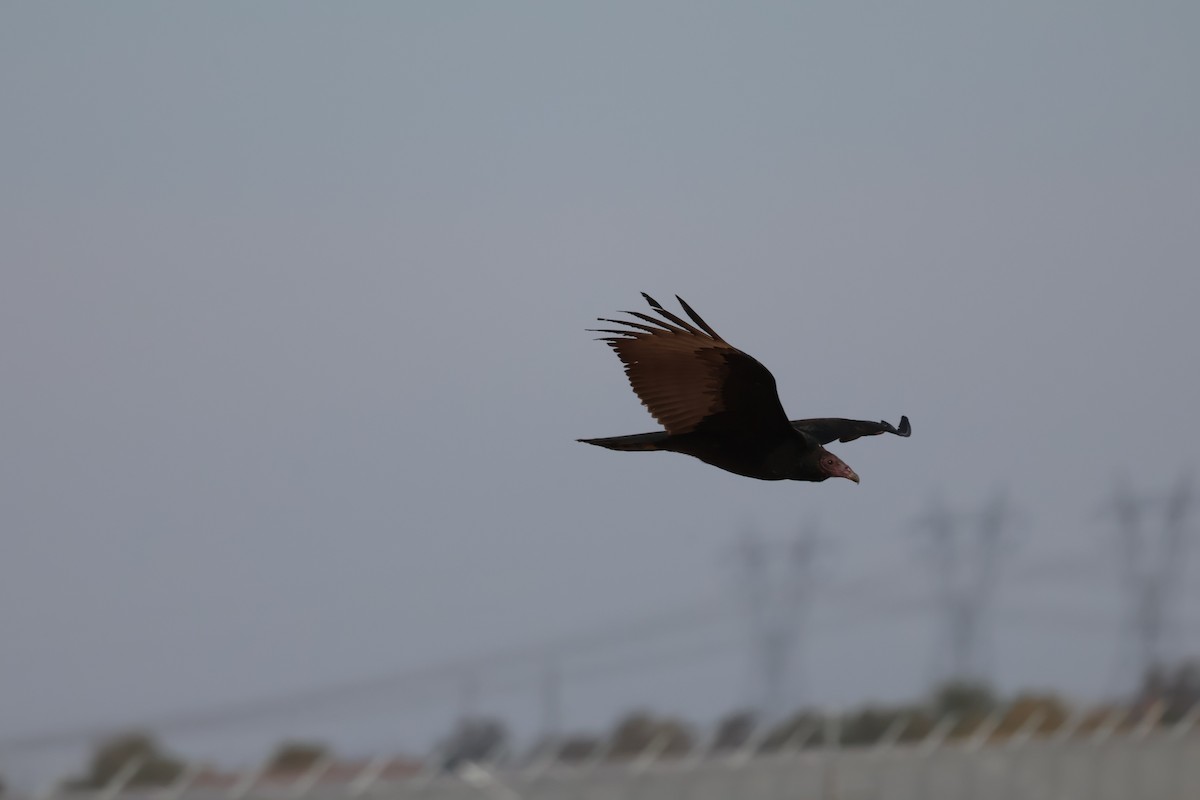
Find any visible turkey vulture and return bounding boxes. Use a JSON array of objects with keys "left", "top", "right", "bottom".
[{"left": 578, "top": 293, "right": 910, "bottom": 483}]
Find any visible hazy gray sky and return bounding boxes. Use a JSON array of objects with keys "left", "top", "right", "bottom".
[{"left": 3, "top": 0, "right": 1199, "bottom": 779}]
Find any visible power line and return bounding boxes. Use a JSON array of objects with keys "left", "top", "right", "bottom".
[
  {"left": 12, "top": 495, "right": 1197, "bottom": 759},
  {"left": 0, "top": 597, "right": 729, "bottom": 754}
]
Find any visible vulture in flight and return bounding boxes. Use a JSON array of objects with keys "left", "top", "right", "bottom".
[{"left": 578, "top": 293, "right": 910, "bottom": 483}]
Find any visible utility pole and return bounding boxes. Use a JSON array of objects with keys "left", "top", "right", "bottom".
[
  {"left": 538, "top": 656, "right": 563, "bottom": 744},
  {"left": 458, "top": 669, "right": 480, "bottom": 722},
  {"left": 1107, "top": 472, "right": 1196, "bottom": 689},
  {"left": 732, "top": 522, "right": 821, "bottom": 726},
  {"left": 786, "top": 523, "right": 821, "bottom": 710},
  {"left": 1161, "top": 471, "right": 1196, "bottom": 651},
  {"left": 915, "top": 491, "right": 1017, "bottom": 687},
  {"left": 916, "top": 496, "right": 966, "bottom": 685},
  {"left": 972, "top": 489, "right": 1015, "bottom": 682}
]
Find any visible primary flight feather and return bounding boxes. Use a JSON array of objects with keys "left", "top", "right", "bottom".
[{"left": 578, "top": 293, "right": 910, "bottom": 483}]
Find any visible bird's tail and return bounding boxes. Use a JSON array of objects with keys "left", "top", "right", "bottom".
[{"left": 577, "top": 431, "right": 669, "bottom": 451}]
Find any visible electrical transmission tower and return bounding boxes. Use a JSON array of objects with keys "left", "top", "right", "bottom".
[
  {"left": 538, "top": 656, "right": 562, "bottom": 744},
  {"left": 1107, "top": 471, "right": 1197, "bottom": 689},
  {"left": 732, "top": 522, "right": 821, "bottom": 725},
  {"left": 914, "top": 491, "right": 1018, "bottom": 687}
]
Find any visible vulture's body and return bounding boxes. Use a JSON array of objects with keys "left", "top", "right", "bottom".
[{"left": 578, "top": 294, "right": 910, "bottom": 483}]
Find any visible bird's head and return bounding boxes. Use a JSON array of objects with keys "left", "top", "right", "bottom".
[{"left": 818, "top": 448, "right": 860, "bottom": 484}]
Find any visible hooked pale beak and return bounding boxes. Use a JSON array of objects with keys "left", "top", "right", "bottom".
[
  {"left": 823, "top": 451, "right": 860, "bottom": 484},
  {"left": 833, "top": 462, "right": 860, "bottom": 484}
]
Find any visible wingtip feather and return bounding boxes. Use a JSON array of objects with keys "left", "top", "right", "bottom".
[
  {"left": 641, "top": 292, "right": 663, "bottom": 307},
  {"left": 673, "top": 295, "right": 722, "bottom": 340}
]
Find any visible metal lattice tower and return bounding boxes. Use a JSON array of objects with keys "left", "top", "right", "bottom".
[
  {"left": 732, "top": 523, "right": 821, "bottom": 725},
  {"left": 915, "top": 491, "right": 1017, "bottom": 686},
  {"left": 1108, "top": 472, "right": 1197, "bottom": 687},
  {"left": 538, "top": 656, "right": 563, "bottom": 744}
]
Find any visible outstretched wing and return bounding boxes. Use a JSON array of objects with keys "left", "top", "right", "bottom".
[
  {"left": 591, "top": 294, "right": 793, "bottom": 437},
  {"left": 789, "top": 415, "right": 911, "bottom": 444}
]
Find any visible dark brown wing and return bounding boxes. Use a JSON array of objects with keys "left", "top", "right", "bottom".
[
  {"left": 789, "top": 416, "right": 911, "bottom": 444},
  {"left": 591, "top": 294, "right": 793, "bottom": 437}
]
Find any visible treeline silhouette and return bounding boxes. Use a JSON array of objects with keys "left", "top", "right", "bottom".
[{"left": 45, "top": 660, "right": 1199, "bottom": 792}]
